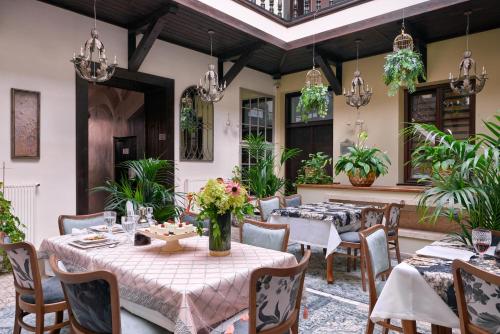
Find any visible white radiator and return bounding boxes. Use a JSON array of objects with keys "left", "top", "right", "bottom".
[{"left": 3, "top": 184, "right": 39, "bottom": 243}]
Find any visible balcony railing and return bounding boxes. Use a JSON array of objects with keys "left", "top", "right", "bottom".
[{"left": 236, "top": 0, "right": 370, "bottom": 24}]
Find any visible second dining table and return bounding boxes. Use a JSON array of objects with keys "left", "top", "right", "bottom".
[
  {"left": 269, "top": 201, "right": 379, "bottom": 283},
  {"left": 39, "top": 234, "right": 297, "bottom": 334}
]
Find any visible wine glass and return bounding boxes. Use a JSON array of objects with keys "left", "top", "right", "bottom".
[
  {"left": 103, "top": 211, "right": 117, "bottom": 236},
  {"left": 121, "top": 216, "right": 137, "bottom": 244},
  {"left": 146, "top": 207, "right": 154, "bottom": 224},
  {"left": 472, "top": 228, "right": 492, "bottom": 260}
]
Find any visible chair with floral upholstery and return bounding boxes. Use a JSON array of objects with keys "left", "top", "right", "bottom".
[
  {"left": 281, "top": 194, "right": 302, "bottom": 208},
  {"left": 49, "top": 255, "right": 165, "bottom": 334},
  {"left": 58, "top": 212, "right": 106, "bottom": 235},
  {"left": 452, "top": 259, "right": 500, "bottom": 334},
  {"left": 0, "top": 239, "right": 68, "bottom": 334},
  {"left": 384, "top": 201, "right": 405, "bottom": 263},
  {"left": 257, "top": 196, "right": 281, "bottom": 222},
  {"left": 240, "top": 218, "right": 290, "bottom": 252},
  {"left": 218, "top": 250, "right": 311, "bottom": 334},
  {"left": 332, "top": 206, "right": 386, "bottom": 291},
  {"left": 360, "top": 224, "right": 405, "bottom": 334}
]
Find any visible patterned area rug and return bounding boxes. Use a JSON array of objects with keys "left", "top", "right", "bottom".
[{"left": 0, "top": 244, "right": 433, "bottom": 334}]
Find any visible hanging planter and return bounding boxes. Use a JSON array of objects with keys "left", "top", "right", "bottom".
[
  {"left": 383, "top": 48, "right": 426, "bottom": 96},
  {"left": 297, "top": 67, "right": 329, "bottom": 122}
]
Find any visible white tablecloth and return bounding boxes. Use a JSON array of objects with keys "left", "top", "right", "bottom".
[
  {"left": 370, "top": 262, "right": 460, "bottom": 328},
  {"left": 268, "top": 215, "right": 342, "bottom": 258}
]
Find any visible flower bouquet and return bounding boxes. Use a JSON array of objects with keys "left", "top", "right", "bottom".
[{"left": 195, "top": 179, "right": 253, "bottom": 256}]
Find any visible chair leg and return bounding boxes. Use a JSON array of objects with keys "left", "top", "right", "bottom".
[
  {"left": 36, "top": 310, "right": 45, "bottom": 334},
  {"left": 346, "top": 248, "right": 352, "bottom": 272},
  {"left": 395, "top": 239, "right": 402, "bottom": 263},
  {"left": 360, "top": 251, "right": 367, "bottom": 292},
  {"left": 13, "top": 295, "right": 21, "bottom": 334},
  {"left": 50, "top": 310, "right": 65, "bottom": 334},
  {"left": 402, "top": 320, "right": 417, "bottom": 334},
  {"left": 382, "top": 319, "right": 390, "bottom": 334},
  {"left": 353, "top": 249, "right": 358, "bottom": 271},
  {"left": 300, "top": 244, "right": 305, "bottom": 256},
  {"left": 327, "top": 253, "right": 334, "bottom": 284},
  {"left": 365, "top": 318, "right": 375, "bottom": 334},
  {"left": 323, "top": 248, "right": 327, "bottom": 255},
  {"left": 291, "top": 319, "right": 299, "bottom": 334}
]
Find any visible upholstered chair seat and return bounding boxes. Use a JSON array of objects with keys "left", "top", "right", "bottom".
[
  {"left": 339, "top": 232, "right": 360, "bottom": 243},
  {"left": 58, "top": 213, "right": 106, "bottom": 235},
  {"left": 283, "top": 194, "right": 302, "bottom": 208},
  {"left": 20, "top": 277, "right": 65, "bottom": 304}
]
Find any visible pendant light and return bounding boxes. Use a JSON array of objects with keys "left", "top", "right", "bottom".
[
  {"left": 197, "top": 30, "right": 226, "bottom": 103},
  {"left": 343, "top": 40, "right": 372, "bottom": 110}
]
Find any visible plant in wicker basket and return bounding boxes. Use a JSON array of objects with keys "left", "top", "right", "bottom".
[
  {"left": 296, "top": 152, "right": 333, "bottom": 185},
  {"left": 334, "top": 132, "right": 391, "bottom": 187},
  {"left": 296, "top": 84, "right": 329, "bottom": 122},
  {"left": 383, "top": 48, "right": 426, "bottom": 96}
]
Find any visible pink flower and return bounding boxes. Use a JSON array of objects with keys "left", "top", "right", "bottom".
[{"left": 225, "top": 181, "right": 241, "bottom": 196}]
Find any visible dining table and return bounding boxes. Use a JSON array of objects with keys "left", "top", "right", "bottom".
[
  {"left": 39, "top": 233, "right": 297, "bottom": 334},
  {"left": 269, "top": 201, "right": 379, "bottom": 283},
  {"left": 370, "top": 237, "right": 500, "bottom": 333}
]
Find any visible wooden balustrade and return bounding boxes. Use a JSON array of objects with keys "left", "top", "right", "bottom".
[{"left": 237, "top": 0, "right": 365, "bottom": 21}]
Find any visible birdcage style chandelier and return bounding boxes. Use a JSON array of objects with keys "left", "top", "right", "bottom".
[
  {"left": 344, "top": 40, "right": 372, "bottom": 110},
  {"left": 71, "top": 0, "right": 117, "bottom": 83},
  {"left": 197, "top": 30, "right": 226, "bottom": 103},
  {"left": 449, "top": 12, "right": 487, "bottom": 96}
]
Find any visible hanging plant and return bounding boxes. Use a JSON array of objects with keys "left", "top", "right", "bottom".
[
  {"left": 383, "top": 48, "right": 426, "bottom": 96},
  {"left": 180, "top": 106, "right": 198, "bottom": 134},
  {"left": 297, "top": 84, "right": 329, "bottom": 122}
]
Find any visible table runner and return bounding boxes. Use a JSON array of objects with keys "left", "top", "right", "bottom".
[
  {"left": 371, "top": 238, "right": 500, "bottom": 329},
  {"left": 39, "top": 235, "right": 297, "bottom": 333}
]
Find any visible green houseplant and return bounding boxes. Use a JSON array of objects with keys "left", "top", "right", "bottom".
[
  {"left": 383, "top": 48, "right": 426, "bottom": 96},
  {"left": 296, "top": 152, "right": 333, "bottom": 185},
  {"left": 334, "top": 132, "right": 391, "bottom": 187},
  {"left": 180, "top": 105, "right": 198, "bottom": 134},
  {"left": 296, "top": 84, "right": 329, "bottom": 122},
  {"left": 408, "top": 116, "right": 500, "bottom": 245},
  {"left": 195, "top": 179, "right": 253, "bottom": 256},
  {"left": 244, "top": 134, "right": 300, "bottom": 198},
  {"left": 93, "top": 158, "right": 181, "bottom": 221},
  {"left": 0, "top": 184, "right": 25, "bottom": 272}
]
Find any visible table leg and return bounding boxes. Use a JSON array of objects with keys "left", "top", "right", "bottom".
[
  {"left": 431, "top": 324, "right": 452, "bottom": 334},
  {"left": 327, "top": 253, "right": 334, "bottom": 284},
  {"left": 401, "top": 320, "right": 417, "bottom": 334}
]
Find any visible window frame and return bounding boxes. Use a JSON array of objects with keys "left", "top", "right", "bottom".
[{"left": 403, "top": 82, "right": 476, "bottom": 184}]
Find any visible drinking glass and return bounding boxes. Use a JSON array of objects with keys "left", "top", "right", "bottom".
[
  {"left": 146, "top": 207, "right": 154, "bottom": 223},
  {"left": 472, "top": 228, "right": 492, "bottom": 260},
  {"left": 103, "top": 211, "right": 117, "bottom": 236},
  {"left": 121, "top": 216, "right": 137, "bottom": 244}
]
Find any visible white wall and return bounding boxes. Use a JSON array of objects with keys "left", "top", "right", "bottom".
[{"left": 0, "top": 0, "right": 275, "bottom": 245}]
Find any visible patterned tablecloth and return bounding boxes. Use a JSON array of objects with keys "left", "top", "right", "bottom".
[
  {"left": 371, "top": 237, "right": 500, "bottom": 329},
  {"left": 39, "top": 235, "right": 297, "bottom": 334}
]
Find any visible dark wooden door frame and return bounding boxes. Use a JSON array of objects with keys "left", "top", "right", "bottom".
[{"left": 76, "top": 68, "right": 174, "bottom": 214}]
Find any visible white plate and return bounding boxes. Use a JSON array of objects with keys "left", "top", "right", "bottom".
[
  {"left": 89, "top": 225, "right": 123, "bottom": 233},
  {"left": 78, "top": 233, "right": 109, "bottom": 244}
]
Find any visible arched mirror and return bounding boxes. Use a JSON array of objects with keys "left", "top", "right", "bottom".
[{"left": 179, "top": 86, "right": 214, "bottom": 161}]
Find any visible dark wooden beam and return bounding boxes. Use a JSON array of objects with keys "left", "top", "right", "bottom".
[
  {"left": 223, "top": 47, "right": 260, "bottom": 87},
  {"left": 273, "top": 51, "right": 288, "bottom": 79},
  {"left": 314, "top": 53, "right": 342, "bottom": 95},
  {"left": 219, "top": 41, "right": 264, "bottom": 61},
  {"left": 218, "top": 58, "right": 224, "bottom": 82},
  {"left": 128, "top": 3, "right": 177, "bottom": 33},
  {"left": 128, "top": 31, "right": 136, "bottom": 60},
  {"left": 128, "top": 17, "right": 165, "bottom": 72},
  {"left": 403, "top": 21, "right": 428, "bottom": 83}
]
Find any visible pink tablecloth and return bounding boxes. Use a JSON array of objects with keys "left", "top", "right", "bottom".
[{"left": 39, "top": 235, "right": 297, "bottom": 333}]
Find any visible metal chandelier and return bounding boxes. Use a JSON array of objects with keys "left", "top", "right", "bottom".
[{"left": 197, "top": 30, "right": 226, "bottom": 103}]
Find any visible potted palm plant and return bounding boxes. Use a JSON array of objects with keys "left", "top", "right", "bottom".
[
  {"left": 408, "top": 116, "right": 500, "bottom": 244},
  {"left": 334, "top": 132, "right": 391, "bottom": 187},
  {"left": 0, "top": 184, "right": 25, "bottom": 272}
]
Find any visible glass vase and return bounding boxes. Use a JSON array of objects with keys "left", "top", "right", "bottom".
[{"left": 209, "top": 211, "right": 232, "bottom": 256}]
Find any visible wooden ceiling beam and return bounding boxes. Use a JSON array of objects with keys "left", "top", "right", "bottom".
[
  {"left": 272, "top": 51, "right": 288, "bottom": 79},
  {"left": 219, "top": 41, "right": 264, "bottom": 61},
  {"left": 223, "top": 46, "right": 261, "bottom": 87},
  {"left": 128, "top": 3, "right": 177, "bottom": 33},
  {"left": 315, "top": 53, "right": 342, "bottom": 95},
  {"left": 128, "top": 17, "right": 165, "bottom": 72},
  {"left": 401, "top": 21, "right": 428, "bottom": 82}
]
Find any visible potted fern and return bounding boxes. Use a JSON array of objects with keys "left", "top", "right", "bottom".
[
  {"left": 296, "top": 84, "right": 329, "bottom": 122},
  {"left": 334, "top": 132, "right": 391, "bottom": 187},
  {"left": 383, "top": 48, "right": 426, "bottom": 96}
]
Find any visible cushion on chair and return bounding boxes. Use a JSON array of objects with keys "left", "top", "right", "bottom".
[
  {"left": 120, "top": 308, "right": 167, "bottom": 334},
  {"left": 387, "top": 230, "right": 396, "bottom": 237},
  {"left": 259, "top": 197, "right": 280, "bottom": 221},
  {"left": 62, "top": 216, "right": 105, "bottom": 235},
  {"left": 284, "top": 196, "right": 301, "bottom": 208},
  {"left": 339, "top": 232, "right": 360, "bottom": 243},
  {"left": 366, "top": 229, "right": 390, "bottom": 277},
  {"left": 20, "top": 276, "right": 65, "bottom": 304},
  {"left": 242, "top": 223, "right": 286, "bottom": 251}
]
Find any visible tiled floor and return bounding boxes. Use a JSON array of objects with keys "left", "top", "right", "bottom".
[{"left": 0, "top": 274, "right": 15, "bottom": 306}]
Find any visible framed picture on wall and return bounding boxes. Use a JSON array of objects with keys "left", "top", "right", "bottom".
[{"left": 11, "top": 88, "right": 40, "bottom": 159}]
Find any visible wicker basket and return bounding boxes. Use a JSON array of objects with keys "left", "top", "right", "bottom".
[{"left": 348, "top": 171, "right": 376, "bottom": 187}]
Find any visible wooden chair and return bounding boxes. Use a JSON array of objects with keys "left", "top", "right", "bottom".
[
  {"left": 0, "top": 239, "right": 68, "bottom": 334},
  {"left": 360, "top": 224, "right": 405, "bottom": 334},
  {"left": 58, "top": 212, "right": 106, "bottom": 235},
  {"left": 48, "top": 255, "right": 165, "bottom": 334},
  {"left": 384, "top": 201, "right": 405, "bottom": 263},
  {"left": 452, "top": 259, "right": 500, "bottom": 334},
  {"left": 331, "top": 206, "right": 386, "bottom": 291},
  {"left": 281, "top": 194, "right": 302, "bottom": 208},
  {"left": 216, "top": 250, "right": 311, "bottom": 334},
  {"left": 240, "top": 218, "right": 290, "bottom": 252},
  {"left": 257, "top": 196, "right": 281, "bottom": 222}
]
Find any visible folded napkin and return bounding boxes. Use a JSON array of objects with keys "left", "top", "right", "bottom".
[
  {"left": 71, "top": 228, "right": 87, "bottom": 236},
  {"left": 416, "top": 245, "right": 475, "bottom": 261}
]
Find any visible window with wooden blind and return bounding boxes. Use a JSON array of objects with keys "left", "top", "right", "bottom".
[{"left": 403, "top": 83, "right": 475, "bottom": 184}]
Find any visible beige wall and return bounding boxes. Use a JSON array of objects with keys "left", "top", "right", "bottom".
[{"left": 277, "top": 28, "right": 500, "bottom": 186}]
